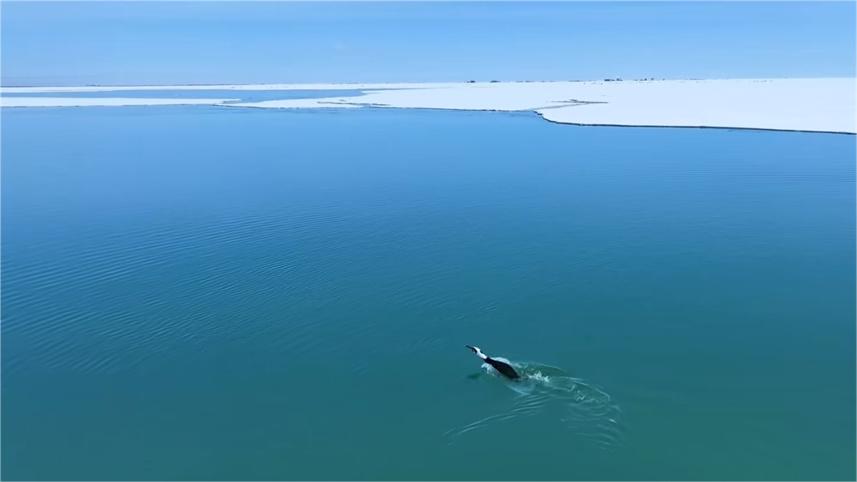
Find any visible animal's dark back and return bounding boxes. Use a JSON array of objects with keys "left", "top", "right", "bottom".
[{"left": 487, "top": 357, "right": 520, "bottom": 379}]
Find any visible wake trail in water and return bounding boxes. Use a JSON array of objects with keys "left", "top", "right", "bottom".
[{"left": 445, "top": 361, "right": 624, "bottom": 449}]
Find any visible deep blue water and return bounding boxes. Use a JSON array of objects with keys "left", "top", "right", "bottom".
[{"left": 2, "top": 105, "right": 855, "bottom": 480}]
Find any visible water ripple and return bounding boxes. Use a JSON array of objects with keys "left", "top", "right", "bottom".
[
  {"left": 445, "top": 361, "right": 625, "bottom": 449},
  {"left": 1, "top": 207, "right": 359, "bottom": 376}
]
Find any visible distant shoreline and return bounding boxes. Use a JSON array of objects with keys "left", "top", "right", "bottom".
[
  {"left": 2, "top": 76, "right": 854, "bottom": 91},
  {"left": 535, "top": 113, "right": 856, "bottom": 136},
  {"left": 2, "top": 78, "right": 854, "bottom": 134}
]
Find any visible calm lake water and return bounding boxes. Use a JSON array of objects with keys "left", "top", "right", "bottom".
[
  {"left": 0, "top": 89, "right": 370, "bottom": 103},
  {"left": 2, "top": 104, "right": 855, "bottom": 480}
]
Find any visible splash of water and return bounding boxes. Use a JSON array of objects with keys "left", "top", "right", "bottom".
[{"left": 445, "top": 361, "right": 624, "bottom": 449}]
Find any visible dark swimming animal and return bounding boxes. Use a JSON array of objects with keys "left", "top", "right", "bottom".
[{"left": 465, "top": 345, "right": 520, "bottom": 380}]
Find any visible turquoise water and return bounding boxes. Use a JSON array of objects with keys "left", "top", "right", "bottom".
[{"left": 2, "top": 105, "right": 855, "bottom": 480}]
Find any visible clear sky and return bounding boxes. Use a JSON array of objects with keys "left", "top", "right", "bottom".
[{"left": 1, "top": 1, "right": 855, "bottom": 86}]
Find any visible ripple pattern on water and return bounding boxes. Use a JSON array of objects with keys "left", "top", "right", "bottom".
[
  {"left": 445, "top": 361, "right": 625, "bottom": 449},
  {"left": 1, "top": 205, "right": 372, "bottom": 376}
]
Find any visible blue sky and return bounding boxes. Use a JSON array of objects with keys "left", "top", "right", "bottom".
[{"left": 2, "top": 2, "right": 855, "bottom": 86}]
